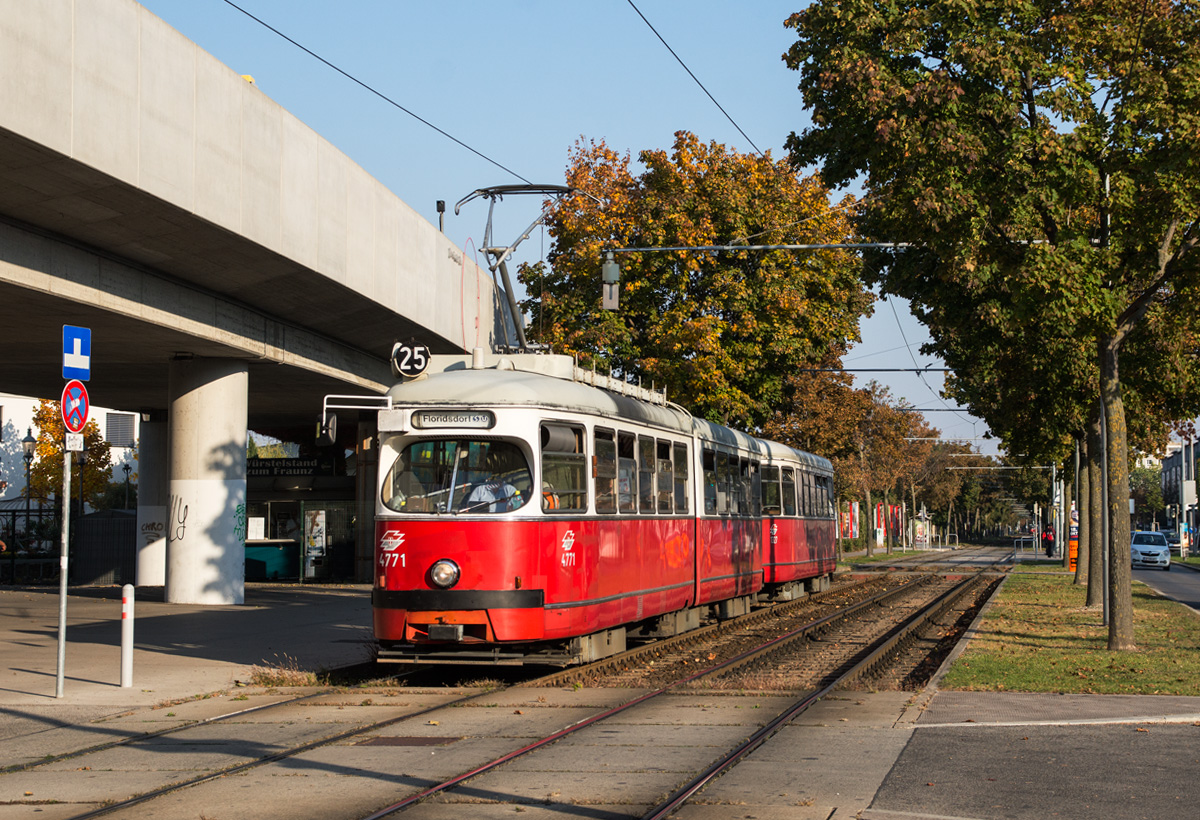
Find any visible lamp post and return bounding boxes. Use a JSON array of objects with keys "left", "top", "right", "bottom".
[
  {"left": 22, "top": 427, "right": 35, "bottom": 552},
  {"left": 122, "top": 463, "right": 131, "bottom": 510}
]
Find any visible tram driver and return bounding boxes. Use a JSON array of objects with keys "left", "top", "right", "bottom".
[{"left": 463, "top": 445, "right": 527, "bottom": 513}]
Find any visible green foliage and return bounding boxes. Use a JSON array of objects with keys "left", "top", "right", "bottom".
[
  {"left": 519, "top": 132, "right": 873, "bottom": 428},
  {"left": 91, "top": 479, "right": 138, "bottom": 512},
  {"left": 1129, "top": 464, "right": 1164, "bottom": 526},
  {"left": 785, "top": 0, "right": 1200, "bottom": 453},
  {"left": 787, "top": 0, "right": 1200, "bottom": 649}
]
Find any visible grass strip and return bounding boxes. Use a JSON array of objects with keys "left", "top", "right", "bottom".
[
  {"left": 842, "top": 548, "right": 925, "bottom": 564},
  {"left": 940, "top": 570, "right": 1200, "bottom": 695}
]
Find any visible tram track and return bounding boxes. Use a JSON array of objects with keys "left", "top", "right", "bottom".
[
  {"left": 855, "top": 545, "right": 1005, "bottom": 572},
  {"left": 357, "top": 571, "right": 1000, "bottom": 819},
  {"left": 1, "top": 569, "right": 1002, "bottom": 819}
]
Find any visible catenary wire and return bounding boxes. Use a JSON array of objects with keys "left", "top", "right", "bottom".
[
  {"left": 886, "top": 297, "right": 977, "bottom": 429},
  {"left": 624, "top": 0, "right": 763, "bottom": 156},
  {"left": 219, "top": 0, "right": 531, "bottom": 184}
]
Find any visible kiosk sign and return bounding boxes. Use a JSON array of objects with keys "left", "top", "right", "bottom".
[{"left": 61, "top": 379, "right": 90, "bottom": 434}]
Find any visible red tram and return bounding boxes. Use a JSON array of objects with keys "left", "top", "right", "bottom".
[{"left": 350, "top": 352, "right": 835, "bottom": 665}]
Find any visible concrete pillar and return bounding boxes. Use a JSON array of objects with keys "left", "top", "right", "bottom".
[
  {"left": 165, "top": 358, "right": 248, "bottom": 605},
  {"left": 135, "top": 412, "right": 168, "bottom": 586}
]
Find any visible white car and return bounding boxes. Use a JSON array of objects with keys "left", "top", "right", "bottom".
[{"left": 1131, "top": 531, "right": 1171, "bottom": 571}]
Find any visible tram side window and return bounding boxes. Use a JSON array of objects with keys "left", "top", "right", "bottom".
[
  {"left": 638, "top": 436, "right": 656, "bottom": 514},
  {"left": 781, "top": 467, "right": 798, "bottom": 516},
  {"left": 540, "top": 423, "right": 586, "bottom": 513},
  {"left": 761, "top": 466, "right": 781, "bottom": 515},
  {"left": 749, "top": 461, "right": 762, "bottom": 517},
  {"left": 618, "top": 432, "right": 637, "bottom": 514},
  {"left": 717, "top": 451, "right": 733, "bottom": 514},
  {"left": 595, "top": 429, "right": 617, "bottom": 514},
  {"left": 818, "top": 474, "right": 835, "bottom": 517},
  {"left": 703, "top": 449, "right": 718, "bottom": 515},
  {"left": 656, "top": 440, "right": 674, "bottom": 513},
  {"left": 673, "top": 442, "right": 690, "bottom": 513},
  {"left": 734, "top": 458, "right": 750, "bottom": 516}
]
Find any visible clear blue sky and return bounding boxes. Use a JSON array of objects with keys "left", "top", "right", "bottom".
[{"left": 139, "top": 0, "right": 993, "bottom": 450}]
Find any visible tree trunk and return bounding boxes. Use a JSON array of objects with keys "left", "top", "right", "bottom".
[
  {"left": 1075, "top": 432, "right": 1090, "bottom": 586},
  {"left": 1085, "top": 402, "right": 1105, "bottom": 606},
  {"left": 859, "top": 441, "right": 874, "bottom": 558},
  {"left": 882, "top": 488, "right": 890, "bottom": 554},
  {"left": 1100, "top": 338, "right": 1135, "bottom": 650}
]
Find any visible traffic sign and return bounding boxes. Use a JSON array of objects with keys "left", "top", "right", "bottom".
[
  {"left": 63, "top": 325, "right": 91, "bottom": 381},
  {"left": 61, "top": 379, "right": 89, "bottom": 434}
]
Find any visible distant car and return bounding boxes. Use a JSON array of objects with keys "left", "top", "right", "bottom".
[
  {"left": 1161, "top": 530, "right": 1182, "bottom": 556},
  {"left": 1131, "top": 531, "right": 1171, "bottom": 571}
]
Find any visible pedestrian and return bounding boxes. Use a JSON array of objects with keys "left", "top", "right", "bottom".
[{"left": 1042, "top": 525, "right": 1055, "bottom": 557}]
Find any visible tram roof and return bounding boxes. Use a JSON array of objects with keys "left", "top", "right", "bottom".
[{"left": 385, "top": 353, "right": 831, "bottom": 472}]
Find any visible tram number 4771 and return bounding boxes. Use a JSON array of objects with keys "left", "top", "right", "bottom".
[
  {"left": 560, "top": 530, "right": 576, "bottom": 567},
  {"left": 380, "top": 552, "right": 405, "bottom": 568}
]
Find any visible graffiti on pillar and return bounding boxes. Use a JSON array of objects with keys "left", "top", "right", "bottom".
[
  {"left": 233, "top": 502, "right": 247, "bottom": 543},
  {"left": 168, "top": 493, "right": 189, "bottom": 544},
  {"left": 141, "top": 520, "right": 165, "bottom": 548}
]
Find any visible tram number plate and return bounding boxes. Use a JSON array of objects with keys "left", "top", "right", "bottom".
[{"left": 392, "top": 341, "right": 431, "bottom": 378}]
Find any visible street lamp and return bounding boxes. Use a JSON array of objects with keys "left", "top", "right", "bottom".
[
  {"left": 122, "top": 463, "right": 131, "bottom": 510},
  {"left": 22, "top": 427, "right": 35, "bottom": 552}
]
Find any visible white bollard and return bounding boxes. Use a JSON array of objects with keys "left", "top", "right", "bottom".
[{"left": 120, "top": 584, "right": 134, "bottom": 688}]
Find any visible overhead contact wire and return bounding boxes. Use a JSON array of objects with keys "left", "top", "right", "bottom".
[
  {"left": 220, "top": 0, "right": 531, "bottom": 183},
  {"left": 624, "top": 0, "right": 763, "bottom": 156}
]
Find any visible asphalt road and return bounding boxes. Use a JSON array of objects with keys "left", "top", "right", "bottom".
[{"left": 1134, "top": 563, "right": 1200, "bottom": 613}]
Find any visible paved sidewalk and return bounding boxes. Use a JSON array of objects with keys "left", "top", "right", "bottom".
[{"left": 0, "top": 584, "right": 372, "bottom": 709}]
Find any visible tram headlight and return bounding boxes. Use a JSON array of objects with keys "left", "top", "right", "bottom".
[{"left": 429, "top": 559, "right": 460, "bottom": 589}]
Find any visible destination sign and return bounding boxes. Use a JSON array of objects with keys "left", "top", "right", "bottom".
[{"left": 412, "top": 410, "right": 495, "bottom": 430}]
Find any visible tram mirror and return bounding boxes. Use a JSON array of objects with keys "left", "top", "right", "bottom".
[{"left": 316, "top": 412, "right": 338, "bottom": 446}]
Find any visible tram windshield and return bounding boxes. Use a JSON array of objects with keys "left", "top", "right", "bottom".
[{"left": 381, "top": 439, "right": 532, "bottom": 514}]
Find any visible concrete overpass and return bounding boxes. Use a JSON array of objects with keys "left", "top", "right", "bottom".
[{"left": 0, "top": 0, "right": 505, "bottom": 602}]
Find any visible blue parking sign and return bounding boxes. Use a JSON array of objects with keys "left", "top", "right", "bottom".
[{"left": 63, "top": 325, "right": 91, "bottom": 381}]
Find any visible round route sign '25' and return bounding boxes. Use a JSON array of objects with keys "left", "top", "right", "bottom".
[{"left": 61, "top": 379, "right": 90, "bottom": 434}]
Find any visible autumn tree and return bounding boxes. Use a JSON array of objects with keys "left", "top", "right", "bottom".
[
  {"left": 519, "top": 131, "right": 873, "bottom": 429},
  {"left": 763, "top": 364, "right": 871, "bottom": 552},
  {"left": 786, "top": 0, "right": 1200, "bottom": 650},
  {"left": 28, "top": 400, "right": 112, "bottom": 510}
]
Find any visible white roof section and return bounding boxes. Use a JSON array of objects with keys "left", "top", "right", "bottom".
[{"left": 382, "top": 354, "right": 833, "bottom": 472}]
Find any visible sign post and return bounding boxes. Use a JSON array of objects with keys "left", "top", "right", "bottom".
[
  {"left": 56, "top": 328, "right": 91, "bottom": 698},
  {"left": 56, "top": 447, "right": 71, "bottom": 699}
]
